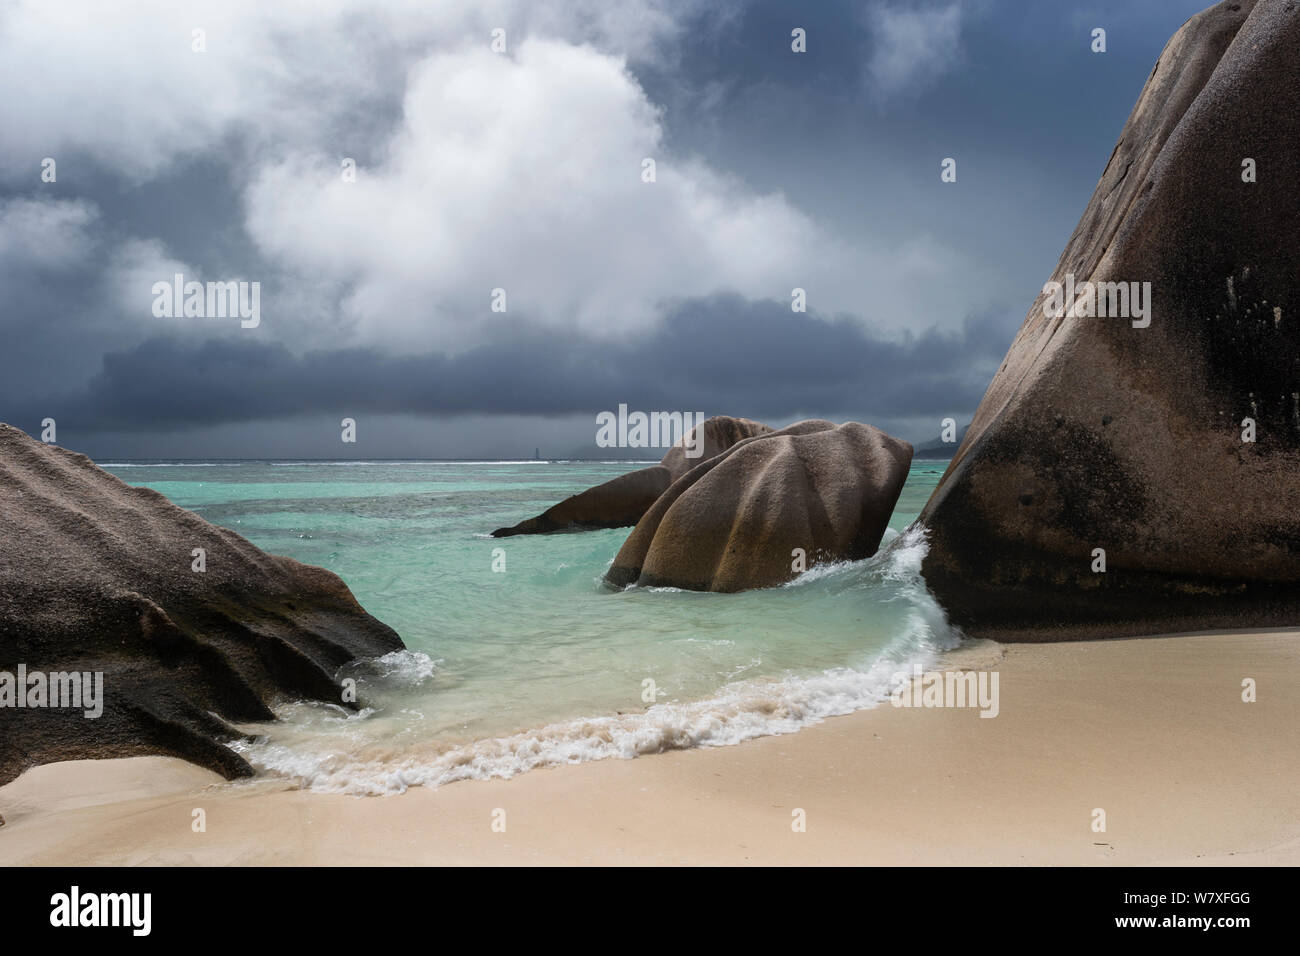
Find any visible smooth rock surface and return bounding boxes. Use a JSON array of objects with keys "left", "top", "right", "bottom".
[
  {"left": 607, "top": 420, "right": 913, "bottom": 592},
  {"left": 491, "top": 416, "right": 771, "bottom": 536},
  {"left": 919, "top": 0, "right": 1300, "bottom": 640}
]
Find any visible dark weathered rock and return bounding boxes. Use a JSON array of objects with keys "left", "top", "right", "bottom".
[
  {"left": 491, "top": 416, "right": 771, "bottom": 536},
  {"left": 607, "top": 420, "right": 913, "bottom": 592},
  {"left": 490, "top": 465, "right": 675, "bottom": 537},
  {"left": 919, "top": 0, "right": 1300, "bottom": 640},
  {"left": 0, "top": 423, "right": 404, "bottom": 784}
]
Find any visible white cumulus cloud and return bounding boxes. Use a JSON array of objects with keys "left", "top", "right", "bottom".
[{"left": 0, "top": 0, "right": 1000, "bottom": 354}]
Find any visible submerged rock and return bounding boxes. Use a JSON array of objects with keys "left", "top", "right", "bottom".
[
  {"left": 919, "top": 0, "right": 1300, "bottom": 640},
  {"left": 0, "top": 423, "right": 404, "bottom": 784},
  {"left": 491, "top": 415, "right": 771, "bottom": 536},
  {"left": 606, "top": 420, "right": 913, "bottom": 592}
]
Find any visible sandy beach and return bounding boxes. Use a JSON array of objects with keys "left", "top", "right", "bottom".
[{"left": 2, "top": 629, "right": 1296, "bottom": 867}]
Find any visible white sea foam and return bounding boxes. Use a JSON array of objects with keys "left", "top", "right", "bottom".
[
  {"left": 357, "top": 650, "right": 439, "bottom": 686},
  {"left": 234, "top": 647, "right": 944, "bottom": 796},
  {"left": 228, "top": 525, "right": 955, "bottom": 796}
]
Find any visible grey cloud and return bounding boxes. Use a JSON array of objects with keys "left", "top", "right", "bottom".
[{"left": 4, "top": 295, "right": 1014, "bottom": 436}]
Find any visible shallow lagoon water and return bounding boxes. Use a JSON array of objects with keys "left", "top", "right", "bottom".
[{"left": 106, "top": 459, "right": 955, "bottom": 793}]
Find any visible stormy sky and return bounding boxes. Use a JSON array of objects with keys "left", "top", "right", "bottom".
[{"left": 0, "top": 0, "right": 1208, "bottom": 459}]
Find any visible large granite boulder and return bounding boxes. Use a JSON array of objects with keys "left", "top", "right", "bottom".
[
  {"left": 606, "top": 420, "right": 913, "bottom": 592},
  {"left": 919, "top": 0, "right": 1300, "bottom": 640},
  {"left": 0, "top": 424, "right": 404, "bottom": 784},
  {"left": 492, "top": 416, "right": 771, "bottom": 536}
]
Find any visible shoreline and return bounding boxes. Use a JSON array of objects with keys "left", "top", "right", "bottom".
[{"left": 2, "top": 629, "right": 1297, "bottom": 866}]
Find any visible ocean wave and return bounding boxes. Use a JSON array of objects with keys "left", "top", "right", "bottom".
[
  {"left": 233, "top": 649, "right": 941, "bottom": 796},
  {"left": 346, "top": 649, "right": 440, "bottom": 686},
  {"left": 226, "top": 524, "right": 956, "bottom": 796}
]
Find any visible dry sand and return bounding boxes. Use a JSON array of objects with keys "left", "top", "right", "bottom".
[{"left": 1, "top": 630, "right": 1296, "bottom": 866}]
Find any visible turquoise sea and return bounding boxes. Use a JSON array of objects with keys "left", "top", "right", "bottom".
[{"left": 103, "top": 459, "right": 956, "bottom": 794}]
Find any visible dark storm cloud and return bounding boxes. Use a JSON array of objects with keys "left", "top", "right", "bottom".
[
  {"left": 0, "top": 0, "right": 1213, "bottom": 457},
  {"left": 5, "top": 295, "right": 1014, "bottom": 433},
  {"left": 639, "top": 0, "right": 1212, "bottom": 290}
]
